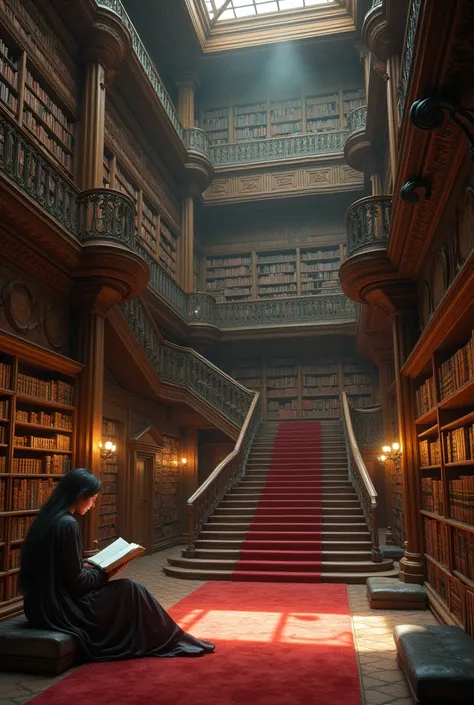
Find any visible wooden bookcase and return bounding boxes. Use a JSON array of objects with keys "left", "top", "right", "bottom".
[
  {"left": 200, "top": 88, "right": 365, "bottom": 144},
  {"left": 0, "top": 28, "right": 76, "bottom": 174},
  {"left": 412, "top": 328, "right": 474, "bottom": 634},
  {"left": 343, "top": 361, "right": 376, "bottom": 409},
  {"left": 98, "top": 417, "right": 120, "bottom": 549},
  {"left": 154, "top": 435, "right": 180, "bottom": 549},
  {"left": 227, "top": 356, "right": 376, "bottom": 421},
  {"left": 205, "top": 245, "right": 343, "bottom": 303},
  {"left": 0, "top": 345, "right": 79, "bottom": 615},
  {"left": 140, "top": 196, "right": 159, "bottom": 257},
  {"left": 206, "top": 254, "right": 253, "bottom": 303},
  {"left": 159, "top": 219, "right": 178, "bottom": 278},
  {"left": 202, "top": 106, "right": 229, "bottom": 145}
]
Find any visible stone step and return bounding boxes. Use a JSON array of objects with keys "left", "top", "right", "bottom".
[
  {"left": 167, "top": 556, "right": 393, "bottom": 572},
  {"left": 222, "top": 499, "right": 361, "bottom": 508},
  {"left": 200, "top": 529, "right": 371, "bottom": 541},
  {"left": 204, "top": 521, "right": 367, "bottom": 532},
  {"left": 189, "top": 548, "right": 375, "bottom": 561},
  {"left": 209, "top": 514, "right": 365, "bottom": 524},
  {"left": 163, "top": 564, "right": 397, "bottom": 583},
  {"left": 214, "top": 506, "right": 363, "bottom": 517},
  {"left": 194, "top": 538, "right": 373, "bottom": 550}
]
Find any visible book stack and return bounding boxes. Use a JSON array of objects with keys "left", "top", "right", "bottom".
[
  {"left": 421, "top": 477, "right": 444, "bottom": 514},
  {"left": 424, "top": 517, "right": 449, "bottom": 565},
  {"left": 0, "top": 363, "right": 12, "bottom": 389},
  {"left": 449, "top": 476, "right": 474, "bottom": 524},
  {"left": 453, "top": 527, "right": 474, "bottom": 580},
  {"left": 416, "top": 376, "right": 436, "bottom": 417},
  {"left": 439, "top": 330, "right": 474, "bottom": 399}
]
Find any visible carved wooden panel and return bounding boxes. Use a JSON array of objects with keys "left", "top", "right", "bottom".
[
  {"left": 204, "top": 164, "right": 364, "bottom": 203},
  {"left": 0, "top": 262, "right": 71, "bottom": 355},
  {"left": 153, "top": 435, "right": 180, "bottom": 545}
]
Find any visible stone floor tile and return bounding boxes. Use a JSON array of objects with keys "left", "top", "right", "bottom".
[
  {"left": 364, "top": 689, "right": 394, "bottom": 705},
  {"left": 362, "top": 676, "right": 389, "bottom": 688},
  {"left": 374, "top": 684, "right": 410, "bottom": 699}
]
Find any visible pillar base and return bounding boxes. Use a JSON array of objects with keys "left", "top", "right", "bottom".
[{"left": 398, "top": 551, "right": 425, "bottom": 585}]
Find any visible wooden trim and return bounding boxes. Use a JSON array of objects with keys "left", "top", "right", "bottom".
[{"left": 0, "top": 330, "right": 82, "bottom": 376}]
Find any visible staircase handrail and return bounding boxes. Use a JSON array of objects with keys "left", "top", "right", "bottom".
[
  {"left": 341, "top": 391, "right": 382, "bottom": 562},
  {"left": 185, "top": 391, "right": 261, "bottom": 557}
]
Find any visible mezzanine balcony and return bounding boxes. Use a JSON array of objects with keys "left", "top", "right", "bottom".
[
  {"left": 344, "top": 106, "right": 371, "bottom": 173},
  {"left": 346, "top": 195, "right": 392, "bottom": 257}
]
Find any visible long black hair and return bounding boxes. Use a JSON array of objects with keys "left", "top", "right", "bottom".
[{"left": 20, "top": 468, "right": 101, "bottom": 592}]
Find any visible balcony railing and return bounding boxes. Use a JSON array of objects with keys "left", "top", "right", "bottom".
[
  {"left": 183, "top": 128, "right": 212, "bottom": 159},
  {"left": 210, "top": 130, "right": 348, "bottom": 167},
  {"left": 95, "top": 0, "right": 183, "bottom": 139},
  {"left": 346, "top": 195, "right": 392, "bottom": 256},
  {"left": 399, "top": 0, "right": 422, "bottom": 119},
  {"left": 0, "top": 114, "right": 357, "bottom": 331},
  {"left": 341, "top": 392, "right": 381, "bottom": 562},
  {"left": 347, "top": 106, "right": 367, "bottom": 136}
]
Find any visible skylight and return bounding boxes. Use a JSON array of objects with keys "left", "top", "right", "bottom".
[{"left": 204, "top": 0, "right": 335, "bottom": 24}]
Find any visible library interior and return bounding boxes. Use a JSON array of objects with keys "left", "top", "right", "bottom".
[{"left": 1, "top": 0, "right": 474, "bottom": 704}]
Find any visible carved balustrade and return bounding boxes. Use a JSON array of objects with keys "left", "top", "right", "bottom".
[
  {"left": 349, "top": 405, "right": 384, "bottom": 448},
  {"left": 76, "top": 188, "right": 136, "bottom": 249},
  {"left": 183, "top": 128, "right": 212, "bottom": 158},
  {"left": 210, "top": 130, "right": 348, "bottom": 166},
  {"left": 347, "top": 106, "right": 367, "bottom": 136},
  {"left": 341, "top": 392, "right": 381, "bottom": 562},
  {"left": 346, "top": 195, "right": 392, "bottom": 256}
]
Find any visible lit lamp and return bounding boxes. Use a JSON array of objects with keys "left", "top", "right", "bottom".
[
  {"left": 99, "top": 440, "right": 117, "bottom": 461},
  {"left": 378, "top": 442, "right": 401, "bottom": 463},
  {"left": 181, "top": 457, "right": 187, "bottom": 465}
]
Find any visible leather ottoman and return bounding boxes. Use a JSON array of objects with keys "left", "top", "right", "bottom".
[
  {"left": 367, "top": 577, "right": 427, "bottom": 609},
  {"left": 394, "top": 624, "right": 474, "bottom": 704},
  {"left": 0, "top": 615, "right": 78, "bottom": 675}
]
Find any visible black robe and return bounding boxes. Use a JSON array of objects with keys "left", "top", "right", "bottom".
[{"left": 24, "top": 514, "right": 207, "bottom": 661}]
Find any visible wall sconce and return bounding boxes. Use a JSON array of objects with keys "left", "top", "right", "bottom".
[
  {"left": 99, "top": 440, "right": 117, "bottom": 460},
  {"left": 378, "top": 442, "right": 401, "bottom": 463},
  {"left": 181, "top": 457, "right": 187, "bottom": 465}
]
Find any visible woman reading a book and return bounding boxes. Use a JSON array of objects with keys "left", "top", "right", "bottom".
[{"left": 20, "top": 468, "right": 215, "bottom": 661}]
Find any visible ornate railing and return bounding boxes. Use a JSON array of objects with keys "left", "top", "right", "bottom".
[
  {"left": 0, "top": 116, "right": 78, "bottom": 235},
  {"left": 76, "top": 188, "right": 136, "bottom": 249},
  {"left": 346, "top": 195, "right": 392, "bottom": 256},
  {"left": 347, "top": 106, "right": 367, "bottom": 136},
  {"left": 210, "top": 130, "right": 348, "bottom": 166},
  {"left": 186, "top": 390, "right": 261, "bottom": 556},
  {"left": 119, "top": 297, "right": 255, "bottom": 428},
  {"left": 349, "top": 404, "right": 383, "bottom": 448},
  {"left": 399, "top": 0, "right": 422, "bottom": 119},
  {"left": 216, "top": 294, "right": 355, "bottom": 328},
  {"left": 186, "top": 293, "right": 219, "bottom": 325},
  {"left": 95, "top": 0, "right": 183, "bottom": 140},
  {"left": 341, "top": 392, "right": 381, "bottom": 562},
  {"left": 183, "top": 128, "right": 212, "bottom": 159}
]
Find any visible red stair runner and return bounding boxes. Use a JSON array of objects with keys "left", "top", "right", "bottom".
[{"left": 232, "top": 421, "right": 322, "bottom": 582}]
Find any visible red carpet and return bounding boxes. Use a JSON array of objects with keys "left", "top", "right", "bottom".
[
  {"left": 233, "top": 422, "right": 323, "bottom": 582},
  {"left": 29, "top": 582, "right": 362, "bottom": 705}
]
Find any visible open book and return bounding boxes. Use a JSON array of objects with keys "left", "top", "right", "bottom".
[{"left": 88, "top": 537, "right": 145, "bottom": 573}]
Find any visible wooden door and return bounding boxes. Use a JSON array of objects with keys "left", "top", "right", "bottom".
[{"left": 132, "top": 454, "right": 153, "bottom": 551}]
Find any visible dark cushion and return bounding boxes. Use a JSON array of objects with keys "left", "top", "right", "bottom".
[
  {"left": 0, "top": 616, "right": 78, "bottom": 674},
  {"left": 367, "top": 577, "right": 427, "bottom": 602},
  {"left": 380, "top": 545, "right": 405, "bottom": 560},
  {"left": 394, "top": 624, "right": 474, "bottom": 704}
]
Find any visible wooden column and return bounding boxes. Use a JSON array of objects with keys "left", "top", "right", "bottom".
[
  {"left": 393, "top": 311, "right": 425, "bottom": 583},
  {"left": 75, "top": 306, "right": 106, "bottom": 554},
  {"left": 178, "top": 79, "right": 196, "bottom": 293},
  {"left": 78, "top": 61, "right": 106, "bottom": 190},
  {"left": 386, "top": 53, "right": 401, "bottom": 182},
  {"left": 379, "top": 359, "right": 395, "bottom": 544}
]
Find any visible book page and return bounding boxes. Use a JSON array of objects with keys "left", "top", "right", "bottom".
[{"left": 88, "top": 537, "right": 130, "bottom": 568}]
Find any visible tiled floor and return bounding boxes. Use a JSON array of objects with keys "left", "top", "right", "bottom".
[{"left": 0, "top": 547, "right": 436, "bottom": 704}]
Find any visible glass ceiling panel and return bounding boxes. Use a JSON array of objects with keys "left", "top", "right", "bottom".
[{"left": 204, "top": 0, "right": 335, "bottom": 22}]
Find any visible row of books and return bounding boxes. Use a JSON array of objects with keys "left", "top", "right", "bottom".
[
  {"left": 11, "top": 454, "right": 71, "bottom": 474},
  {"left": 419, "top": 438, "right": 441, "bottom": 466},
  {"left": 0, "top": 79, "right": 17, "bottom": 111},
  {"left": 301, "top": 262, "right": 339, "bottom": 273},
  {"left": 9, "top": 547, "right": 20, "bottom": 569},
  {"left": 15, "top": 409, "right": 73, "bottom": 429},
  {"left": 0, "top": 456, "right": 5, "bottom": 473},
  {"left": 14, "top": 433, "right": 71, "bottom": 450},
  {"left": 302, "top": 398, "right": 340, "bottom": 410},
  {"left": 23, "top": 110, "right": 73, "bottom": 170},
  {"left": 416, "top": 376, "right": 436, "bottom": 417},
  {"left": 424, "top": 517, "right": 449, "bottom": 566},
  {"left": 268, "top": 399, "right": 298, "bottom": 411},
  {"left": 303, "top": 386, "right": 338, "bottom": 396},
  {"left": 258, "top": 263, "right": 296, "bottom": 274},
  {"left": 268, "top": 410, "right": 299, "bottom": 419},
  {"left": 0, "top": 479, "right": 5, "bottom": 510},
  {"left": 449, "top": 476, "right": 474, "bottom": 525},
  {"left": 235, "top": 112, "right": 267, "bottom": 127},
  {"left": 0, "top": 363, "right": 11, "bottom": 390},
  {"left": 11, "top": 477, "right": 57, "bottom": 510},
  {"left": 24, "top": 89, "right": 74, "bottom": 148},
  {"left": 10, "top": 514, "right": 35, "bottom": 541},
  {"left": 421, "top": 478, "right": 445, "bottom": 515},
  {"left": 445, "top": 425, "right": 474, "bottom": 463},
  {"left": 0, "top": 426, "right": 5, "bottom": 443},
  {"left": 17, "top": 374, "right": 73, "bottom": 405},
  {"left": 0, "top": 399, "right": 9, "bottom": 418},
  {"left": 271, "top": 122, "right": 302, "bottom": 135},
  {"left": 439, "top": 329, "right": 474, "bottom": 400},
  {"left": 453, "top": 527, "right": 474, "bottom": 581},
  {"left": 267, "top": 388, "right": 298, "bottom": 398},
  {"left": 25, "top": 70, "right": 72, "bottom": 130},
  {"left": 235, "top": 126, "right": 267, "bottom": 139}
]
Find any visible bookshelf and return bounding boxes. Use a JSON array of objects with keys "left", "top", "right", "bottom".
[
  {"left": 140, "top": 196, "right": 159, "bottom": 257},
  {"left": 202, "top": 106, "right": 229, "bottom": 145},
  {"left": 230, "top": 359, "right": 262, "bottom": 392},
  {"left": 159, "top": 219, "right": 178, "bottom": 278},
  {"left": 0, "top": 28, "right": 76, "bottom": 174},
  {"left": 98, "top": 417, "right": 120, "bottom": 549},
  {"left": 0, "top": 349, "right": 78, "bottom": 614},
  {"left": 154, "top": 435, "right": 180, "bottom": 548},
  {"left": 206, "top": 254, "right": 253, "bottom": 303},
  {"left": 343, "top": 362, "right": 375, "bottom": 409},
  {"left": 234, "top": 102, "right": 267, "bottom": 141},
  {"left": 301, "top": 360, "right": 340, "bottom": 419},
  {"left": 266, "top": 358, "right": 299, "bottom": 419},
  {"left": 201, "top": 88, "right": 365, "bottom": 144},
  {"left": 257, "top": 251, "right": 297, "bottom": 299},
  {"left": 300, "top": 245, "right": 341, "bottom": 295},
  {"left": 412, "top": 327, "right": 474, "bottom": 634}
]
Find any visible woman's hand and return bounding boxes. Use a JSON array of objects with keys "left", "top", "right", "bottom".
[{"left": 108, "top": 561, "right": 131, "bottom": 579}]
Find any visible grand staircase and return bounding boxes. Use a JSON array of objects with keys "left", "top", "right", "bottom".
[{"left": 165, "top": 420, "right": 397, "bottom": 583}]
